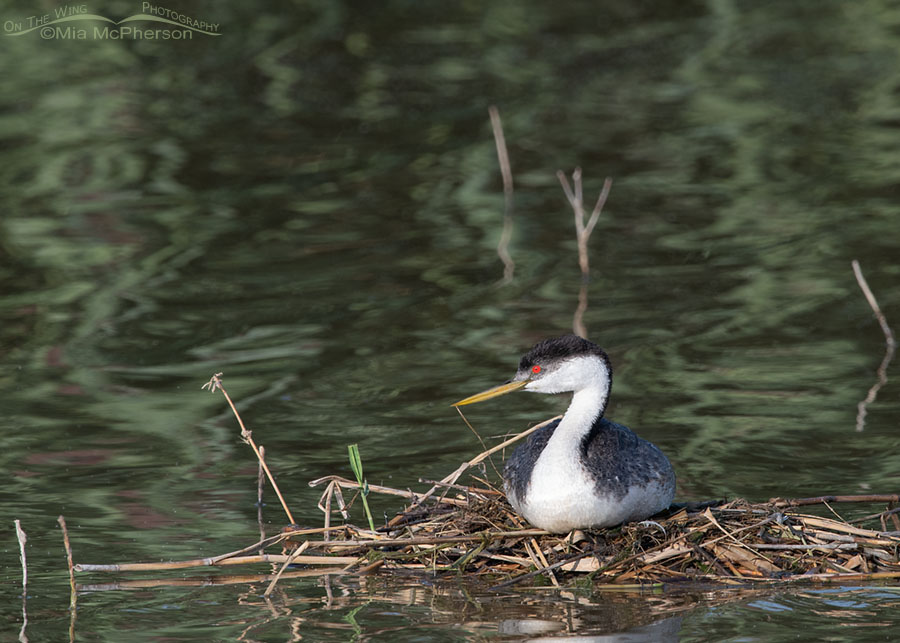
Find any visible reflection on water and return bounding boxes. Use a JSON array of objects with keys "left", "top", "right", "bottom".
[
  {"left": 43, "top": 575, "right": 900, "bottom": 641},
  {"left": 3, "top": 0, "right": 900, "bottom": 639},
  {"left": 498, "top": 615, "right": 682, "bottom": 642}
]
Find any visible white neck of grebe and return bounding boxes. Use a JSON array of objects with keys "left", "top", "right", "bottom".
[{"left": 528, "top": 355, "right": 611, "bottom": 456}]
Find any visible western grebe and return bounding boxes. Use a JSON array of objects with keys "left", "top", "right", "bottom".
[{"left": 454, "top": 334, "right": 675, "bottom": 533}]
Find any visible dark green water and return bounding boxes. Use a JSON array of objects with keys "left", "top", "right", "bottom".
[{"left": 3, "top": 0, "right": 900, "bottom": 639}]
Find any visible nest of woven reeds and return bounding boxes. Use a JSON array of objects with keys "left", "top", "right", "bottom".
[
  {"left": 294, "top": 476, "right": 900, "bottom": 590},
  {"left": 76, "top": 453, "right": 900, "bottom": 592},
  {"left": 71, "top": 379, "right": 900, "bottom": 594}
]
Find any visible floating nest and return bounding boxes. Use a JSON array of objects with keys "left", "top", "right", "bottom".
[
  {"left": 76, "top": 422, "right": 900, "bottom": 592},
  {"left": 285, "top": 477, "right": 900, "bottom": 589},
  {"left": 72, "top": 381, "right": 900, "bottom": 591}
]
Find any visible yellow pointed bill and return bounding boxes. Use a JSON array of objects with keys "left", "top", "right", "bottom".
[{"left": 452, "top": 379, "right": 527, "bottom": 406}]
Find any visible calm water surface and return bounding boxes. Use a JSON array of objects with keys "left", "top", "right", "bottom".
[{"left": 2, "top": 0, "right": 900, "bottom": 639}]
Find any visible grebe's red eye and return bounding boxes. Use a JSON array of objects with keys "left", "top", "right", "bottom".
[{"left": 531, "top": 365, "right": 541, "bottom": 374}]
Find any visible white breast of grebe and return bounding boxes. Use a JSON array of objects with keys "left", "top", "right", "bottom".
[
  {"left": 513, "top": 456, "right": 673, "bottom": 533},
  {"left": 506, "top": 382, "right": 673, "bottom": 533}
]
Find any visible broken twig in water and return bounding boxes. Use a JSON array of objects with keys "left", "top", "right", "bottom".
[
  {"left": 257, "top": 445, "right": 267, "bottom": 549},
  {"left": 15, "top": 519, "right": 27, "bottom": 596},
  {"left": 489, "top": 105, "right": 515, "bottom": 283},
  {"left": 851, "top": 260, "right": 896, "bottom": 431},
  {"left": 57, "top": 516, "right": 76, "bottom": 612},
  {"left": 202, "top": 373, "right": 296, "bottom": 524},
  {"left": 264, "top": 540, "right": 310, "bottom": 597},
  {"left": 557, "top": 169, "right": 612, "bottom": 338}
]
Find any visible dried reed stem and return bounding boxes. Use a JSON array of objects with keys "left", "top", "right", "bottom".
[
  {"left": 311, "top": 475, "right": 468, "bottom": 508},
  {"left": 389, "top": 415, "right": 561, "bottom": 526},
  {"left": 15, "top": 519, "right": 28, "bottom": 641},
  {"left": 76, "top": 552, "right": 360, "bottom": 573},
  {"left": 556, "top": 169, "right": 612, "bottom": 338},
  {"left": 455, "top": 407, "right": 503, "bottom": 480},
  {"left": 316, "top": 479, "right": 351, "bottom": 542},
  {"left": 310, "top": 529, "right": 547, "bottom": 549},
  {"left": 263, "top": 540, "right": 310, "bottom": 597},
  {"left": 770, "top": 493, "right": 900, "bottom": 508},
  {"left": 852, "top": 260, "right": 896, "bottom": 431},
  {"left": 203, "top": 373, "right": 296, "bottom": 524},
  {"left": 850, "top": 505, "right": 900, "bottom": 525},
  {"left": 490, "top": 550, "right": 594, "bottom": 590},
  {"left": 805, "top": 571, "right": 900, "bottom": 583},
  {"left": 528, "top": 537, "right": 559, "bottom": 587},
  {"left": 489, "top": 105, "right": 515, "bottom": 283},
  {"left": 79, "top": 567, "right": 345, "bottom": 592},
  {"left": 57, "top": 516, "right": 76, "bottom": 612},
  {"left": 322, "top": 481, "right": 332, "bottom": 543},
  {"left": 210, "top": 532, "right": 293, "bottom": 563},
  {"left": 418, "top": 479, "right": 498, "bottom": 496},
  {"left": 15, "top": 519, "right": 27, "bottom": 596},
  {"left": 73, "top": 518, "right": 343, "bottom": 574},
  {"left": 750, "top": 542, "right": 857, "bottom": 551},
  {"left": 702, "top": 507, "right": 775, "bottom": 566},
  {"left": 257, "top": 445, "right": 266, "bottom": 548}
]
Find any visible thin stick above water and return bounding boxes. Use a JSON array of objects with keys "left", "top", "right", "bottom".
[
  {"left": 489, "top": 106, "right": 515, "bottom": 283},
  {"left": 15, "top": 519, "right": 26, "bottom": 596},
  {"left": 851, "top": 260, "right": 896, "bottom": 431},
  {"left": 203, "top": 373, "right": 296, "bottom": 524},
  {"left": 557, "top": 169, "right": 613, "bottom": 338},
  {"left": 58, "top": 514, "right": 77, "bottom": 640},
  {"left": 386, "top": 415, "right": 561, "bottom": 527}
]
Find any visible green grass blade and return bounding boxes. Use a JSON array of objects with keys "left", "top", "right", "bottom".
[{"left": 347, "top": 443, "right": 376, "bottom": 532}]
